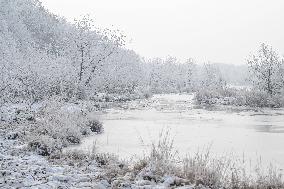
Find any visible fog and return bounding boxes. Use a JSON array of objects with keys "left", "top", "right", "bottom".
[{"left": 41, "top": 0, "right": 284, "bottom": 64}]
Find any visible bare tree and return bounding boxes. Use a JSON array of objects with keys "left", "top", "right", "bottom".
[{"left": 73, "top": 15, "right": 126, "bottom": 87}]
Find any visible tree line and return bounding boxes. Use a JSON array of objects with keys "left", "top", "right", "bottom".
[{"left": 0, "top": 0, "right": 283, "bottom": 107}]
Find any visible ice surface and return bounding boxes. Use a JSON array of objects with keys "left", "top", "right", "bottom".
[{"left": 74, "top": 94, "right": 284, "bottom": 172}]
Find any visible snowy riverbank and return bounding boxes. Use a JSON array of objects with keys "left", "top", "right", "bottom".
[
  {"left": 0, "top": 96, "right": 207, "bottom": 189},
  {"left": 0, "top": 128, "right": 206, "bottom": 189},
  {"left": 1, "top": 95, "right": 284, "bottom": 189}
]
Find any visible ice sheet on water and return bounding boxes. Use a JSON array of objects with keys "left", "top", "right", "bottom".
[{"left": 74, "top": 94, "right": 284, "bottom": 172}]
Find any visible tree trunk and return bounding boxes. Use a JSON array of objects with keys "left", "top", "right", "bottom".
[
  {"left": 267, "top": 68, "right": 272, "bottom": 95},
  {"left": 79, "top": 45, "right": 84, "bottom": 81}
]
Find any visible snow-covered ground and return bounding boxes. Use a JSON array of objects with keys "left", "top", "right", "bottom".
[
  {"left": 0, "top": 135, "right": 204, "bottom": 189},
  {"left": 0, "top": 97, "right": 210, "bottom": 189},
  {"left": 74, "top": 94, "right": 284, "bottom": 173},
  {"left": 0, "top": 137, "right": 103, "bottom": 188},
  {"left": 1, "top": 94, "right": 283, "bottom": 188}
]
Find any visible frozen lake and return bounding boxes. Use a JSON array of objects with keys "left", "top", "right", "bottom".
[{"left": 75, "top": 94, "right": 284, "bottom": 171}]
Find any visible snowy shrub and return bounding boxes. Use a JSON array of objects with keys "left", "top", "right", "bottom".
[
  {"left": 132, "top": 159, "right": 148, "bottom": 174},
  {"left": 195, "top": 89, "right": 220, "bottom": 105},
  {"left": 28, "top": 135, "right": 60, "bottom": 156},
  {"left": 181, "top": 150, "right": 231, "bottom": 187},
  {"left": 143, "top": 92, "right": 152, "bottom": 99},
  {"left": 196, "top": 87, "right": 284, "bottom": 108},
  {"left": 16, "top": 100, "right": 103, "bottom": 156},
  {"left": 243, "top": 90, "right": 270, "bottom": 107},
  {"left": 35, "top": 106, "right": 83, "bottom": 147},
  {"left": 97, "top": 154, "right": 130, "bottom": 183},
  {"left": 94, "top": 153, "right": 119, "bottom": 167},
  {"left": 243, "top": 90, "right": 284, "bottom": 108},
  {"left": 140, "top": 89, "right": 152, "bottom": 99},
  {"left": 133, "top": 86, "right": 153, "bottom": 99},
  {"left": 195, "top": 87, "right": 238, "bottom": 106},
  {"left": 87, "top": 119, "right": 104, "bottom": 134},
  {"left": 6, "top": 132, "right": 20, "bottom": 140},
  {"left": 80, "top": 125, "right": 91, "bottom": 136},
  {"left": 132, "top": 131, "right": 180, "bottom": 183},
  {"left": 0, "top": 105, "right": 36, "bottom": 123},
  {"left": 148, "top": 133, "right": 179, "bottom": 176},
  {"left": 66, "top": 135, "right": 80, "bottom": 144},
  {"left": 59, "top": 150, "right": 89, "bottom": 162}
]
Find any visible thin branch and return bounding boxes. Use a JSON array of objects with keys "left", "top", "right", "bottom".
[{"left": 84, "top": 49, "right": 115, "bottom": 86}]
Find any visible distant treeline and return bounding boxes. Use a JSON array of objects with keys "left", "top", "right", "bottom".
[{"left": 1, "top": 0, "right": 279, "bottom": 106}]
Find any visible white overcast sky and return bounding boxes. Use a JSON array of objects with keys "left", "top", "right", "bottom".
[{"left": 41, "top": 0, "right": 284, "bottom": 64}]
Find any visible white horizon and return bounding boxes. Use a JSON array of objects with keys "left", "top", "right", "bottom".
[{"left": 41, "top": 0, "right": 284, "bottom": 65}]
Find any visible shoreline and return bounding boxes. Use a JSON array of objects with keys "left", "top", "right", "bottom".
[{"left": 1, "top": 95, "right": 283, "bottom": 188}]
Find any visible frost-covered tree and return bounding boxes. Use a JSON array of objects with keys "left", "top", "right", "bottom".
[
  {"left": 0, "top": 0, "right": 139, "bottom": 102},
  {"left": 247, "top": 43, "right": 284, "bottom": 95},
  {"left": 182, "top": 58, "right": 196, "bottom": 91},
  {"left": 145, "top": 57, "right": 196, "bottom": 93},
  {"left": 197, "top": 63, "right": 226, "bottom": 90},
  {"left": 0, "top": 0, "right": 77, "bottom": 102},
  {"left": 96, "top": 49, "right": 144, "bottom": 94},
  {"left": 72, "top": 15, "right": 126, "bottom": 87}
]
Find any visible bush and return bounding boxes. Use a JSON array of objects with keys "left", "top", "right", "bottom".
[
  {"left": 66, "top": 135, "right": 80, "bottom": 144},
  {"left": 132, "top": 130, "right": 180, "bottom": 183},
  {"left": 243, "top": 90, "right": 284, "bottom": 108},
  {"left": 195, "top": 87, "right": 284, "bottom": 108},
  {"left": 29, "top": 141, "right": 51, "bottom": 156},
  {"left": 20, "top": 100, "right": 103, "bottom": 156},
  {"left": 28, "top": 136, "right": 60, "bottom": 156},
  {"left": 87, "top": 119, "right": 104, "bottom": 134},
  {"left": 195, "top": 87, "right": 238, "bottom": 106},
  {"left": 2, "top": 100, "right": 104, "bottom": 156},
  {"left": 6, "top": 132, "right": 19, "bottom": 140}
]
